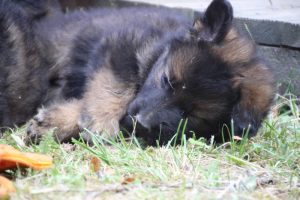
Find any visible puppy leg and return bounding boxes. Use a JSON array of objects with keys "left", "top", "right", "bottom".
[
  {"left": 27, "top": 67, "right": 136, "bottom": 143},
  {"left": 26, "top": 99, "right": 82, "bottom": 143},
  {"left": 78, "top": 67, "right": 136, "bottom": 140}
]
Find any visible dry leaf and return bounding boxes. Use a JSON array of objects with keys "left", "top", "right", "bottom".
[
  {"left": 0, "top": 144, "right": 53, "bottom": 171},
  {"left": 122, "top": 177, "right": 135, "bottom": 185},
  {"left": 90, "top": 156, "right": 101, "bottom": 173},
  {"left": 0, "top": 176, "right": 16, "bottom": 199}
]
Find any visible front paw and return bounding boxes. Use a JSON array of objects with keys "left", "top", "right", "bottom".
[
  {"left": 26, "top": 108, "right": 56, "bottom": 144},
  {"left": 25, "top": 101, "right": 82, "bottom": 144}
]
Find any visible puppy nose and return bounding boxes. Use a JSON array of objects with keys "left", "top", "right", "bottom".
[{"left": 234, "top": 123, "right": 256, "bottom": 137}]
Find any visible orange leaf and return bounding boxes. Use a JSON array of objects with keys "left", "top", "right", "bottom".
[
  {"left": 90, "top": 156, "right": 101, "bottom": 173},
  {"left": 0, "top": 144, "right": 53, "bottom": 172},
  {"left": 0, "top": 176, "right": 16, "bottom": 199},
  {"left": 122, "top": 177, "right": 135, "bottom": 185}
]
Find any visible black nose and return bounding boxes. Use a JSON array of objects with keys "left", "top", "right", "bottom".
[{"left": 234, "top": 123, "right": 257, "bottom": 137}]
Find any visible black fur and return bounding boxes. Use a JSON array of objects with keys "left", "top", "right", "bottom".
[
  {"left": 198, "top": 0, "right": 233, "bottom": 43},
  {"left": 0, "top": 0, "right": 49, "bottom": 127}
]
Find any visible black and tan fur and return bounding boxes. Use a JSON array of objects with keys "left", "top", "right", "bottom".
[
  {"left": 0, "top": 0, "right": 275, "bottom": 144},
  {"left": 0, "top": 0, "right": 47, "bottom": 128},
  {"left": 0, "top": 0, "right": 61, "bottom": 129}
]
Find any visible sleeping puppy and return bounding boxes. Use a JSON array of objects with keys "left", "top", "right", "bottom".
[{"left": 14, "top": 0, "right": 274, "bottom": 144}]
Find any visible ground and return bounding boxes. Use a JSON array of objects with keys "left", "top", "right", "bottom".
[{"left": 0, "top": 93, "right": 299, "bottom": 200}]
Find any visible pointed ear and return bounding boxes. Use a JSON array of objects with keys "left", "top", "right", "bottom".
[{"left": 194, "top": 0, "right": 233, "bottom": 43}]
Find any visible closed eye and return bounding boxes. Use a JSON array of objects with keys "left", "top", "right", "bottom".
[{"left": 161, "top": 72, "right": 174, "bottom": 90}]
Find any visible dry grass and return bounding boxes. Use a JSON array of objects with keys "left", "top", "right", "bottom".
[{"left": 0, "top": 93, "right": 299, "bottom": 200}]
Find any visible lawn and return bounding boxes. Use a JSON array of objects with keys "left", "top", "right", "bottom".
[{"left": 0, "top": 93, "right": 299, "bottom": 200}]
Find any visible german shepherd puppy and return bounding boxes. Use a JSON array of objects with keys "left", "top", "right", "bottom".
[{"left": 2, "top": 0, "right": 275, "bottom": 144}]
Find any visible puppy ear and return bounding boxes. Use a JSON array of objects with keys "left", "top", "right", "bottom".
[{"left": 194, "top": 0, "right": 233, "bottom": 43}]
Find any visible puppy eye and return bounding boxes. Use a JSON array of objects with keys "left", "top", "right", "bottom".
[
  {"left": 161, "top": 73, "right": 168, "bottom": 86},
  {"left": 161, "top": 73, "right": 174, "bottom": 90}
]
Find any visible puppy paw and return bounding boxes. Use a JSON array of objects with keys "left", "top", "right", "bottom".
[
  {"left": 26, "top": 101, "right": 82, "bottom": 144},
  {"left": 26, "top": 108, "right": 56, "bottom": 144}
]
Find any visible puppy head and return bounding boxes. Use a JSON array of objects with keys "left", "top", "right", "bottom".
[{"left": 123, "top": 0, "right": 272, "bottom": 143}]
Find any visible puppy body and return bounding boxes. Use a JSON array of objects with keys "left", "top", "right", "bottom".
[{"left": 0, "top": 0, "right": 275, "bottom": 144}]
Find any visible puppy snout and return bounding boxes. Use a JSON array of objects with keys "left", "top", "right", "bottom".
[
  {"left": 234, "top": 122, "right": 256, "bottom": 137},
  {"left": 121, "top": 112, "right": 152, "bottom": 134}
]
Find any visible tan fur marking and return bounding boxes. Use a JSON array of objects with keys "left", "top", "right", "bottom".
[
  {"left": 239, "top": 63, "right": 274, "bottom": 112},
  {"left": 81, "top": 67, "right": 136, "bottom": 137},
  {"left": 27, "top": 99, "right": 82, "bottom": 142},
  {"left": 224, "top": 28, "right": 239, "bottom": 41},
  {"left": 47, "top": 100, "right": 82, "bottom": 136},
  {"left": 214, "top": 28, "right": 255, "bottom": 64},
  {"left": 169, "top": 46, "right": 199, "bottom": 82}
]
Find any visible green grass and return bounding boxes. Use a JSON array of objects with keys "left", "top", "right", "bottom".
[{"left": 1, "top": 93, "right": 299, "bottom": 200}]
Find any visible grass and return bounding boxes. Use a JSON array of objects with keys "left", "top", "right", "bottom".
[{"left": 0, "top": 93, "right": 299, "bottom": 200}]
